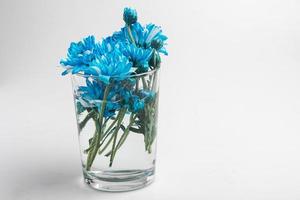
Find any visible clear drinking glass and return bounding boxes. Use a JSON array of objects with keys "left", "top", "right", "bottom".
[{"left": 71, "top": 69, "right": 160, "bottom": 192}]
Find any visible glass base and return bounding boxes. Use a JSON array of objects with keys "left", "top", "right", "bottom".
[{"left": 83, "top": 168, "right": 155, "bottom": 192}]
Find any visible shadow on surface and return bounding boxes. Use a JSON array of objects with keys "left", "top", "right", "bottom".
[{"left": 10, "top": 163, "right": 124, "bottom": 200}]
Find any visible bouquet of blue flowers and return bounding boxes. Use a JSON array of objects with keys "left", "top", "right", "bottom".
[{"left": 60, "top": 7, "right": 167, "bottom": 171}]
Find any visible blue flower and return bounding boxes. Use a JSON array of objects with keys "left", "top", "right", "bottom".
[
  {"left": 94, "top": 36, "right": 117, "bottom": 56},
  {"left": 131, "top": 95, "right": 145, "bottom": 112},
  {"left": 123, "top": 7, "right": 137, "bottom": 25},
  {"left": 141, "top": 23, "right": 168, "bottom": 55},
  {"left": 60, "top": 36, "right": 97, "bottom": 75},
  {"left": 113, "top": 23, "right": 168, "bottom": 56},
  {"left": 60, "top": 7, "right": 168, "bottom": 119},
  {"left": 120, "top": 43, "right": 152, "bottom": 72},
  {"left": 77, "top": 79, "right": 104, "bottom": 103},
  {"left": 151, "top": 39, "right": 164, "bottom": 50},
  {"left": 138, "top": 90, "right": 155, "bottom": 103},
  {"left": 91, "top": 48, "right": 133, "bottom": 84},
  {"left": 76, "top": 79, "right": 120, "bottom": 117},
  {"left": 61, "top": 35, "right": 134, "bottom": 84},
  {"left": 117, "top": 88, "right": 155, "bottom": 113}
]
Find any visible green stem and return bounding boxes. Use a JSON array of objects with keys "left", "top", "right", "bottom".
[
  {"left": 86, "top": 85, "right": 111, "bottom": 171},
  {"left": 98, "top": 132, "right": 115, "bottom": 155},
  {"left": 109, "top": 108, "right": 127, "bottom": 167},
  {"left": 79, "top": 110, "right": 95, "bottom": 131},
  {"left": 84, "top": 123, "right": 114, "bottom": 154},
  {"left": 85, "top": 117, "right": 118, "bottom": 154},
  {"left": 153, "top": 50, "right": 157, "bottom": 67},
  {"left": 84, "top": 144, "right": 94, "bottom": 154},
  {"left": 151, "top": 72, "right": 157, "bottom": 91},
  {"left": 147, "top": 145, "right": 152, "bottom": 153},
  {"left": 106, "top": 114, "right": 137, "bottom": 157},
  {"left": 151, "top": 50, "right": 158, "bottom": 91},
  {"left": 142, "top": 77, "right": 147, "bottom": 90},
  {"left": 100, "top": 115, "right": 119, "bottom": 140},
  {"left": 85, "top": 119, "right": 100, "bottom": 169},
  {"left": 109, "top": 133, "right": 118, "bottom": 167},
  {"left": 148, "top": 75, "right": 153, "bottom": 89},
  {"left": 99, "top": 127, "right": 115, "bottom": 148},
  {"left": 126, "top": 24, "right": 136, "bottom": 46},
  {"left": 136, "top": 77, "right": 139, "bottom": 92}
]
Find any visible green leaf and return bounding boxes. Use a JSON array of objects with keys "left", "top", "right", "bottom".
[
  {"left": 88, "top": 137, "right": 93, "bottom": 145},
  {"left": 129, "top": 127, "right": 144, "bottom": 134},
  {"left": 76, "top": 102, "right": 86, "bottom": 114},
  {"left": 120, "top": 124, "right": 126, "bottom": 132}
]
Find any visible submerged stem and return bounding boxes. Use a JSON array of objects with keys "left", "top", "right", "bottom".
[
  {"left": 142, "top": 77, "right": 147, "bottom": 90},
  {"left": 85, "top": 85, "right": 111, "bottom": 171},
  {"left": 79, "top": 110, "right": 95, "bottom": 131},
  {"left": 98, "top": 132, "right": 115, "bottom": 155},
  {"left": 109, "top": 108, "right": 127, "bottom": 167},
  {"left": 106, "top": 114, "right": 137, "bottom": 157},
  {"left": 100, "top": 115, "right": 119, "bottom": 140}
]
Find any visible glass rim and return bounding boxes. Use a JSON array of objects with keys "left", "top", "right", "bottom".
[{"left": 71, "top": 67, "right": 159, "bottom": 80}]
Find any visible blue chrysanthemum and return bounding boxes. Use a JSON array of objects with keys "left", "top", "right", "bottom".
[
  {"left": 94, "top": 36, "right": 117, "bottom": 56},
  {"left": 91, "top": 48, "right": 133, "bottom": 84},
  {"left": 117, "top": 88, "right": 155, "bottom": 113},
  {"left": 113, "top": 22, "right": 168, "bottom": 56},
  {"left": 60, "top": 36, "right": 97, "bottom": 75},
  {"left": 131, "top": 95, "right": 145, "bottom": 112},
  {"left": 138, "top": 90, "right": 155, "bottom": 103},
  {"left": 76, "top": 79, "right": 120, "bottom": 117},
  {"left": 61, "top": 36, "right": 134, "bottom": 84},
  {"left": 119, "top": 43, "right": 152, "bottom": 72}
]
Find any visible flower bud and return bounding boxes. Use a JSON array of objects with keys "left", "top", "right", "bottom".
[
  {"left": 151, "top": 39, "right": 163, "bottom": 50},
  {"left": 123, "top": 7, "right": 138, "bottom": 25},
  {"left": 149, "top": 51, "right": 161, "bottom": 68}
]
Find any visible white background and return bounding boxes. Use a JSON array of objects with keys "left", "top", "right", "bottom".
[{"left": 1, "top": 0, "right": 300, "bottom": 199}]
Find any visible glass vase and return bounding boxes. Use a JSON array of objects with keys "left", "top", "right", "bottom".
[{"left": 70, "top": 69, "right": 160, "bottom": 192}]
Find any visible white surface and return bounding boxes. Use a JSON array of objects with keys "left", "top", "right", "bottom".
[{"left": 1, "top": 0, "right": 300, "bottom": 199}]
